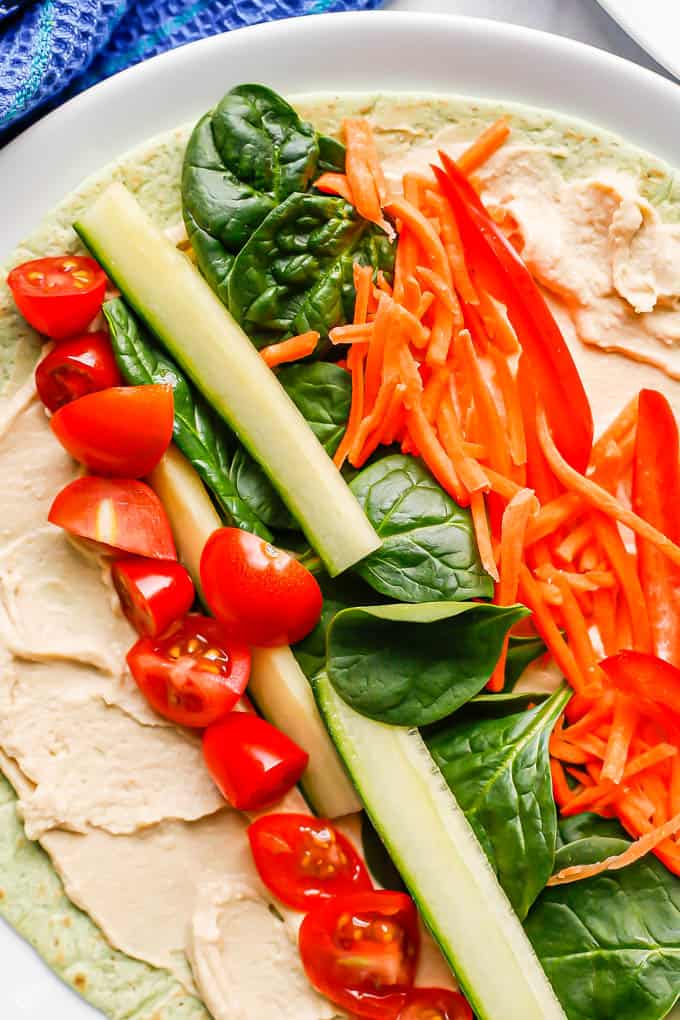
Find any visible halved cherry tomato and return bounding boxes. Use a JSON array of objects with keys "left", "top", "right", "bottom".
[
  {"left": 200, "top": 528, "right": 322, "bottom": 646},
  {"left": 35, "top": 332, "right": 122, "bottom": 412},
  {"left": 48, "top": 477, "right": 176, "bottom": 559},
  {"left": 127, "top": 614, "right": 250, "bottom": 727},
  {"left": 298, "top": 890, "right": 420, "bottom": 1019},
  {"left": 8, "top": 256, "right": 107, "bottom": 339},
  {"left": 203, "top": 713, "right": 309, "bottom": 810},
  {"left": 112, "top": 557, "right": 195, "bottom": 637},
  {"left": 248, "top": 813, "right": 372, "bottom": 910},
  {"left": 397, "top": 988, "right": 473, "bottom": 1020},
  {"left": 50, "top": 384, "right": 174, "bottom": 478}
]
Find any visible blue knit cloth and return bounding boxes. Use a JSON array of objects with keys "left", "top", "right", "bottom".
[{"left": 0, "top": 0, "right": 383, "bottom": 141}]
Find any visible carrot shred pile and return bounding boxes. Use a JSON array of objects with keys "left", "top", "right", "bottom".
[{"left": 315, "top": 117, "right": 680, "bottom": 880}]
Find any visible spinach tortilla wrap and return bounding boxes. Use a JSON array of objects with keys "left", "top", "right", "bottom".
[{"left": 0, "top": 93, "right": 679, "bottom": 1020}]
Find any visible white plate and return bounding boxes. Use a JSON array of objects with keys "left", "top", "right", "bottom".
[
  {"left": 597, "top": 0, "right": 680, "bottom": 79},
  {"left": 1, "top": 11, "right": 680, "bottom": 1018}
]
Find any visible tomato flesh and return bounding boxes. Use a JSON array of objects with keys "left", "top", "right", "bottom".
[
  {"left": 112, "top": 557, "right": 195, "bottom": 637},
  {"left": 127, "top": 615, "right": 250, "bottom": 727},
  {"left": 50, "top": 384, "right": 174, "bottom": 478},
  {"left": 397, "top": 988, "right": 473, "bottom": 1020},
  {"left": 203, "top": 713, "right": 309, "bottom": 810},
  {"left": 298, "top": 891, "right": 419, "bottom": 1019},
  {"left": 48, "top": 476, "right": 176, "bottom": 559},
  {"left": 248, "top": 813, "right": 372, "bottom": 910},
  {"left": 200, "top": 527, "right": 322, "bottom": 646},
  {"left": 8, "top": 256, "right": 107, "bottom": 339},
  {"left": 35, "top": 331, "right": 121, "bottom": 412}
]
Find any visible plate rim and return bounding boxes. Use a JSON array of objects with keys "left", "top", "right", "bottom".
[{"left": 595, "top": 0, "right": 680, "bottom": 80}]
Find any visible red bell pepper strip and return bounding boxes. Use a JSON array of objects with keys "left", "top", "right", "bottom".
[
  {"left": 602, "top": 651, "right": 680, "bottom": 718},
  {"left": 632, "top": 389, "right": 680, "bottom": 667},
  {"left": 433, "top": 155, "right": 593, "bottom": 474}
]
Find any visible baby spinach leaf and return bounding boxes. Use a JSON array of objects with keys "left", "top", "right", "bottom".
[
  {"left": 504, "top": 633, "right": 548, "bottom": 690},
  {"left": 526, "top": 835, "right": 680, "bottom": 1020},
  {"left": 182, "top": 85, "right": 321, "bottom": 303},
  {"left": 104, "top": 298, "right": 292, "bottom": 536},
  {"left": 293, "top": 574, "right": 380, "bottom": 681},
  {"left": 557, "top": 813, "right": 628, "bottom": 848},
  {"left": 276, "top": 362, "right": 351, "bottom": 457},
  {"left": 350, "top": 454, "right": 493, "bottom": 603},
  {"left": 317, "top": 134, "right": 346, "bottom": 174},
  {"left": 426, "top": 685, "right": 570, "bottom": 919},
  {"left": 462, "top": 690, "right": 550, "bottom": 717},
  {"left": 361, "top": 814, "right": 406, "bottom": 893},
  {"left": 228, "top": 192, "right": 394, "bottom": 349},
  {"left": 326, "top": 602, "right": 528, "bottom": 726}
]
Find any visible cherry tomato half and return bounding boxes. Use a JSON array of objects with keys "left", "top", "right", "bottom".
[
  {"left": 203, "top": 713, "right": 309, "bottom": 810},
  {"left": 112, "top": 557, "right": 195, "bottom": 637},
  {"left": 200, "top": 528, "right": 322, "bottom": 646},
  {"left": 35, "top": 331, "right": 122, "bottom": 412},
  {"left": 8, "top": 256, "right": 107, "bottom": 339},
  {"left": 50, "top": 384, "right": 174, "bottom": 478},
  {"left": 48, "top": 477, "right": 176, "bottom": 559},
  {"left": 127, "top": 615, "right": 250, "bottom": 727},
  {"left": 397, "top": 988, "right": 473, "bottom": 1020},
  {"left": 248, "top": 813, "right": 372, "bottom": 910},
  {"left": 298, "top": 890, "right": 420, "bottom": 1019}
]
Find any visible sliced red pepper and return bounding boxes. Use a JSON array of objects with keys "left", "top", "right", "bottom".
[
  {"left": 601, "top": 651, "right": 680, "bottom": 718},
  {"left": 433, "top": 155, "right": 593, "bottom": 474},
  {"left": 632, "top": 389, "right": 680, "bottom": 667}
]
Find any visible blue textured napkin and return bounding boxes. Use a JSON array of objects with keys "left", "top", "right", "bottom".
[{"left": 0, "top": 0, "right": 384, "bottom": 142}]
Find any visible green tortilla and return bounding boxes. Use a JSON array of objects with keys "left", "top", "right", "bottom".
[{"left": 1, "top": 92, "right": 679, "bottom": 1019}]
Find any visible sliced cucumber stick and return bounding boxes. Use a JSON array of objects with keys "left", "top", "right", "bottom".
[
  {"left": 76, "top": 184, "right": 380, "bottom": 576},
  {"left": 314, "top": 672, "right": 566, "bottom": 1020}
]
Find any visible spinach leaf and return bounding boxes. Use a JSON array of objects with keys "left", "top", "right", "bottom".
[
  {"left": 505, "top": 633, "right": 548, "bottom": 690},
  {"left": 361, "top": 814, "right": 406, "bottom": 893},
  {"left": 317, "top": 134, "right": 346, "bottom": 174},
  {"left": 463, "top": 690, "right": 551, "bottom": 717},
  {"left": 293, "top": 574, "right": 380, "bottom": 681},
  {"left": 557, "top": 813, "right": 628, "bottom": 848},
  {"left": 326, "top": 602, "right": 528, "bottom": 726},
  {"left": 228, "top": 192, "right": 394, "bottom": 349},
  {"left": 276, "top": 363, "right": 351, "bottom": 457},
  {"left": 182, "top": 85, "right": 321, "bottom": 303},
  {"left": 426, "top": 686, "right": 570, "bottom": 918},
  {"left": 526, "top": 835, "right": 680, "bottom": 1020},
  {"left": 103, "top": 298, "right": 292, "bottom": 536},
  {"left": 350, "top": 454, "right": 493, "bottom": 603}
]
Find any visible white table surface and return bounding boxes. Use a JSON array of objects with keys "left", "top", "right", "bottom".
[{"left": 386, "top": 0, "right": 669, "bottom": 76}]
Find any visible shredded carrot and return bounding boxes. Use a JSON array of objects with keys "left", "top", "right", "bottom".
[
  {"left": 354, "top": 263, "right": 374, "bottom": 324},
  {"left": 422, "top": 367, "right": 451, "bottom": 425},
  {"left": 314, "top": 172, "right": 354, "bottom": 204},
  {"left": 415, "top": 266, "right": 461, "bottom": 319},
  {"left": 589, "top": 396, "right": 639, "bottom": 471},
  {"left": 437, "top": 393, "right": 490, "bottom": 494},
  {"left": 551, "top": 759, "right": 573, "bottom": 809},
  {"left": 457, "top": 330, "right": 512, "bottom": 477},
  {"left": 470, "top": 491, "right": 499, "bottom": 582},
  {"left": 488, "top": 488, "right": 537, "bottom": 690},
  {"left": 483, "top": 468, "right": 524, "bottom": 501},
  {"left": 407, "top": 403, "right": 467, "bottom": 506},
  {"left": 354, "top": 384, "right": 406, "bottom": 468},
  {"left": 476, "top": 289, "right": 519, "bottom": 355},
  {"left": 363, "top": 295, "right": 392, "bottom": 410},
  {"left": 590, "top": 512, "right": 653, "bottom": 654},
  {"left": 260, "top": 331, "right": 319, "bottom": 368},
  {"left": 600, "top": 695, "right": 637, "bottom": 784},
  {"left": 537, "top": 410, "right": 680, "bottom": 569},
  {"left": 426, "top": 302, "right": 455, "bottom": 366},
  {"left": 519, "top": 565, "right": 592, "bottom": 695},
  {"left": 415, "top": 291, "right": 435, "bottom": 321},
  {"left": 329, "top": 323, "right": 374, "bottom": 344},
  {"left": 556, "top": 520, "right": 593, "bottom": 564},
  {"left": 548, "top": 811, "right": 680, "bottom": 886},
  {"left": 457, "top": 117, "right": 511, "bottom": 175},
  {"left": 550, "top": 738, "right": 590, "bottom": 764},
  {"left": 550, "top": 570, "right": 605, "bottom": 690},
  {"left": 349, "top": 380, "right": 398, "bottom": 465},
  {"left": 334, "top": 344, "right": 367, "bottom": 469},
  {"left": 385, "top": 196, "right": 452, "bottom": 286},
  {"left": 343, "top": 119, "right": 390, "bottom": 231},
  {"left": 488, "top": 344, "right": 527, "bottom": 467}
]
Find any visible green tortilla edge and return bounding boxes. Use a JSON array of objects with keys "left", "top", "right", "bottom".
[{"left": 1, "top": 91, "right": 680, "bottom": 1019}]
